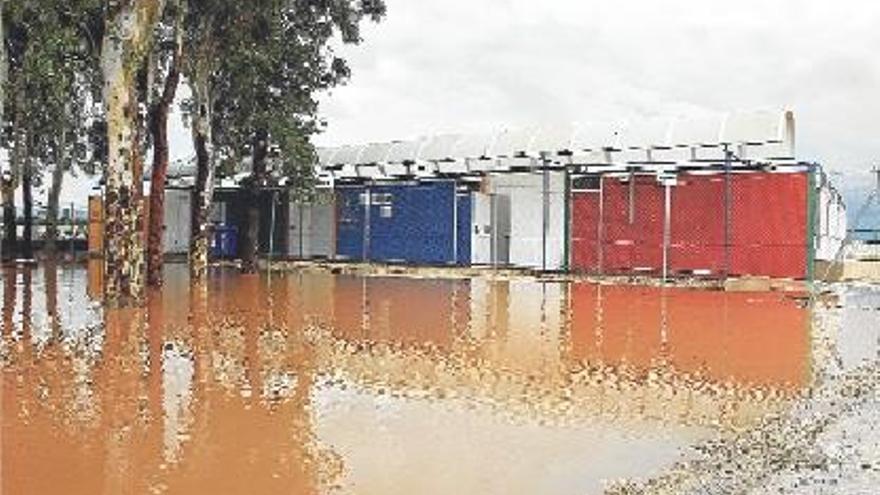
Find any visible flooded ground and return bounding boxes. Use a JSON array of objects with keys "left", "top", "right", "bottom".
[{"left": 1, "top": 262, "right": 876, "bottom": 495}]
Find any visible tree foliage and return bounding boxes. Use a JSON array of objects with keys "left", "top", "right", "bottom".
[
  {"left": 3, "top": 0, "right": 104, "bottom": 174},
  {"left": 207, "top": 0, "right": 386, "bottom": 188}
]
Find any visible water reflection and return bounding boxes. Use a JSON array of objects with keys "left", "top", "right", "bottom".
[{"left": 1, "top": 264, "right": 818, "bottom": 495}]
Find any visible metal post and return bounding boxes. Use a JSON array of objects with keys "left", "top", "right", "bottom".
[
  {"left": 598, "top": 176, "right": 605, "bottom": 276},
  {"left": 298, "top": 202, "right": 304, "bottom": 259},
  {"left": 663, "top": 182, "right": 671, "bottom": 282},
  {"left": 491, "top": 192, "right": 497, "bottom": 268},
  {"left": 453, "top": 186, "right": 458, "bottom": 265},
  {"left": 363, "top": 185, "right": 371, "bottom": 262},
  {"left": 541, "top": 152, "right": 550, "bottom": 272},
  {"left": 563, "top": 164, "right": 571, "bottom": 272},
  {"left": 723, "top": 144, "right": 732, "bottom": 279}
]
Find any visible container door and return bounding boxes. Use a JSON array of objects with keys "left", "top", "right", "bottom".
[{"left": 471, "top": 193, "right": 492, "bottom": 264}]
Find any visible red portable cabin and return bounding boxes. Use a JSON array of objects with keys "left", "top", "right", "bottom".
[{"left": 571, "top": 169, "right": 811, "bottom": 279}]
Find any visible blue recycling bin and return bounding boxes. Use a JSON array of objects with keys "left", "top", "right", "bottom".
[{"left": 211, "top": 225, "right": 239, "bottom": 259}]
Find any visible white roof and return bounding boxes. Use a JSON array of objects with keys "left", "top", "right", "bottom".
[
  {"left": 531, "top": 124, "right": 575, "bottom": 154},
  {"left": 620, "top": 118, "right": 673, "bottom": 149},
  {"left": 316, "top": 109, "right": 796, "bottom": 171},
  {"left": 668, "top": 115, "right": 725, "bottom": 147},
  {"left": 386, "top": 140, "right": 423, "bottom": 163},
  {"left": 420, "top": 134, "right": 463, "bottom": 161},
  {"left": 316, "top": 147, "right": 338, "bottom": 167},
  {"left": 359, "top": 142, "right": 394, "bottom": 165},
  {"left": 332, "top": 144, "right": 366, "bottom": 166},
  {"left": 571, "top": 122, "right": 623, "bottom": 151},
  {"left": 453, "top": 132, "right": 497, "bottom": 159},
  {"left": 493, "top": 127, "right": 538, "bottom": 157},
  {"left": 722, "top": 110, "right": 793, "bottom": 145}
]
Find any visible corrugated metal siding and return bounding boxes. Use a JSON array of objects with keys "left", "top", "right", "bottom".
[
  {"left": 729, "top": 172, "right": 808, "bottom": 278},
  {"left": 602, "top": 175, "right": 664, "bottom": 274},
  {"left": 570, "top": 171, "right": 811, "bottom": 279},
  {"left": 369, "top": 181, "right": 456, "bottom": 264},
  {"left": 669, "top": 175, "right": 726, "bottom": 274},
  {"left": 571, "top": 191, "right": 600, "bottom": 273}
]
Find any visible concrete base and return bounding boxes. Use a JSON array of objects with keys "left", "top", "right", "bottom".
[{"left": 841, "top": 261, "right": 880, "bottom": 282}]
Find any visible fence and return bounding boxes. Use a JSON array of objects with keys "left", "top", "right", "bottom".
[{"left": 570, "top": 169, "right": 840, "bottom": 280}]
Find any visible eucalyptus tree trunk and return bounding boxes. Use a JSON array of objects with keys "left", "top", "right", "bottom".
[
  {"left": 1, "top": 106, "right": 23, "bottom": 262},
  {"left": 0, "top": 180, "right": 14, "bottom": 262},
  {"left": 188, "top": 70, "right": 215, "bottom": 281},
  {"left": 45, "top": 155, "right": 66, "bottom": 256},
  {"left": 146, "top": 0, "right": 184, "bottom": 287},
  {"left": 20, "top": 125, "right": 35, "bottom": 260},
  {"left": 101, "top": 0, "right": 166, "bottom": 307},
  {"left": 21, "top": 154, "right": 33, "bottom": 260},
  {"left": 240, "top": 128, "right": 268, "bottom": 274}
]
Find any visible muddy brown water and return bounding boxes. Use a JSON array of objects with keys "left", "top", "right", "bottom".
[{"left": 1, "top": 262, "right": 814, "bottom": 495}]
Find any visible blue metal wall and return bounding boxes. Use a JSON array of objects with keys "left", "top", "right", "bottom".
[
  {"left": 456, "top": 193, "right": 471, "bottom": 266},
  {"left": 334, "top": 181, "right": 472, "bottom": 265},
  {"left": 369, "top": 181, "right": 455, "bottom": 264}
]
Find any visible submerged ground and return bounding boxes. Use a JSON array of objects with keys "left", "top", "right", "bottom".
[{"left": 1, "top": 262, "right": 877, "bottom": 495}]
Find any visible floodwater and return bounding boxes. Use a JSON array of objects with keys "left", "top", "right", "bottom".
[{"left": 0, "top": 262, "right": 822, "bottom": 495}]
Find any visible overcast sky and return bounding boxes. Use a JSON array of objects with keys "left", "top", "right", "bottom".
[
  {"left": 301, "top": 0, "right": 880, "bottom": 183},
  {"left": 115, "top": 0, "right": 880, "bottom": 206}
]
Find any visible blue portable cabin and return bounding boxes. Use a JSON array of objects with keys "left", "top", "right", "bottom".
[{"left": 334, "top": 179, "right": 472, "bottom": 266}]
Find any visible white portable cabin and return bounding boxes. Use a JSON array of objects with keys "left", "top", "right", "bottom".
[
  {"left": 288, "top": 188, "right": 336, "bottom": 259},
  {"left": 488, "top": 171, "right": 566, "bottom": 270},
  {"left": 162, "top": 189, "right": 192, "bottom": 255}
]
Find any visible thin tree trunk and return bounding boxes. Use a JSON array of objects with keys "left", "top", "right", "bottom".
[
  {"left": 101, "top": 0, "right": 166, "bottom": 307},
  {"left": 146, "top": 0, "right": 184, "bottom": 287},
  {"left": 45, "top": 149, "right": 66, "bottom": 256},
  {"left": 2, "top": 114, "right": 24, "bottom": 262},
  {"left": 21, "top": 155, "right": 33, "bottom": 260},
  {"left": 240, "top": 128, "right": 268, "bottom": 274},
  {"left": 189, "top": 73, "right": 215, "bottom": 281},
  {"left": 1, "top": 180, "right": 14, "bottom": 262}
]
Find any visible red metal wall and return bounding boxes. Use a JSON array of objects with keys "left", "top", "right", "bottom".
[
  {"left": 729, "top": 172, "right": 808, "bottom": 279},
  {"left": 605, "top": 176, "right": 664, "bottom": 274},
  {"left": 570, "top": 171, "right": 810, "bottom": 279},
  {"left": 669, "top": 175, "right": 726, "bottom": 274},
  {"left": 571, "top": 192, "right": 600, "bottom": 272}
]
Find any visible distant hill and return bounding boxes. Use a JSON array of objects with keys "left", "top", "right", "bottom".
[{"left": 838, "top": 179, "right": 879, "bottom": 240}]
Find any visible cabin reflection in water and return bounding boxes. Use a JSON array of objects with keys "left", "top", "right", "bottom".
[{"left": 1, "top": 265, "right": 812, "bottom": 495}]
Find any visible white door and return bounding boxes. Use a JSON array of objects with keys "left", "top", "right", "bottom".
[{"left": 471, "top": 193, "right": 493, "bottom": 265}]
